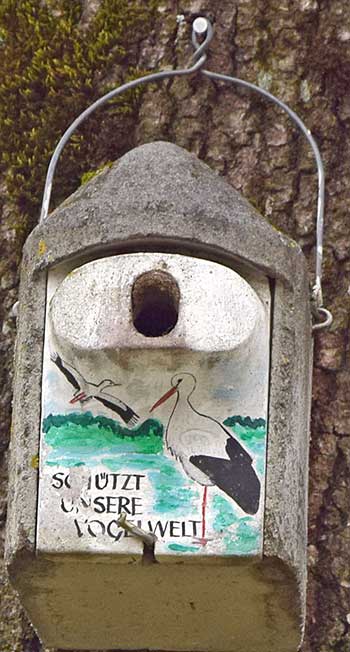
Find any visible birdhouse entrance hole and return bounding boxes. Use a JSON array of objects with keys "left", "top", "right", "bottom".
[{"left": 132, "top": 270, "right": 180, "bottom": 337}]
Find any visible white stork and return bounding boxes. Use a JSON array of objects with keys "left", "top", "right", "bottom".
[{"left": 150, "top": 372, "right": 260, "bottom": 543}]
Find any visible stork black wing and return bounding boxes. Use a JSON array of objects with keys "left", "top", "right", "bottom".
[
  {"left": 225, "top": 435, "right": 253, "bottom": 465},
  {"left": 95, "top": 396, "right": 139, "bottom": 426},
  {"left": 190, "top": 437, "right": 260, "bottom": 515},
  {"left": 53, "top": 355, "right": 80, "bottom": 391}
]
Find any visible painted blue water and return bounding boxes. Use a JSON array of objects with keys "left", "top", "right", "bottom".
[{"left": 44, "top": 413, "right": 266, "bottom": 555}]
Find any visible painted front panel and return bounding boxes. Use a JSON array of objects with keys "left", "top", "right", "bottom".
[{"left": 37, "top": 253, "right": 270, "bottom": 557}]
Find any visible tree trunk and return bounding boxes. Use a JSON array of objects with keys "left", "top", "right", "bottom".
[{"left": 1, "top": 1, "right": 349, "bottom": 651}]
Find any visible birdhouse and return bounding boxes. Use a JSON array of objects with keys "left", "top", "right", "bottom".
[{"left": 6, "top": 142, "right": 312, "bottom": 652}]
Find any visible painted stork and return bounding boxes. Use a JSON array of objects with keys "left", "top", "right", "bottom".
[{"left": 150, "top": 372, "right": 260, "bottom": 543}]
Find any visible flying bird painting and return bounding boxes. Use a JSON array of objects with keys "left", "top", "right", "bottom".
[
  {"left": 50, "top": 352, "right": 139, "bottom": 427},
  {"left": 150, "top": 372, "right": 261, "bottom": 543}
]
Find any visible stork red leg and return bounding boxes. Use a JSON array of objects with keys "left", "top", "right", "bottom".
[{"left": 201, "top": 485, "right": 208, "bottom": 541}]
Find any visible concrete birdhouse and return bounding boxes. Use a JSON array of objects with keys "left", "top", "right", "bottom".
[{"left": 6, "top": 142, "right": 312, "bottom": 651}]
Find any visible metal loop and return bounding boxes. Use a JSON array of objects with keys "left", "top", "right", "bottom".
[
  {"left": 312, "top": 307, "right": 333, "bottom": 332},
  {"left": 191, "top": 18, "right": 214, "bottom": 63},
  {"left": 38, "top": 16, "right": 331, "bottom": 332}
]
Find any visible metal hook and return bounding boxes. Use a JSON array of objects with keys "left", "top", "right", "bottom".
[
  {"left": 38, "top": 16, "right": 331, "bottom": 332},
  {"left": 191, "top": 17, "right": 214, "bottom": 64},
  {"left": 116, "top": 512, "right": 157, "bottom": 548},
  {"left": 312, "top": 307, "right": 333, "bottom": 332}
]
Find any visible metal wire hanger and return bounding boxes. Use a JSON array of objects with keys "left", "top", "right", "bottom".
[{"left": 39, "top": 16, "right": 332, "bottom": 333}]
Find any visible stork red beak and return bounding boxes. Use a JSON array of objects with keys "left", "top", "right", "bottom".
[
  {"left": 150, "top": 385, "right": 177, "bottom": 412},
  {"left": 70, "top": 392, "right": 86, "bottom": 404}
]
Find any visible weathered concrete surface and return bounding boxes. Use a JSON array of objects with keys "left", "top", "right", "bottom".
[
  {"left": 10, "top": 555, "right": 301, "bottom": 651},
  {"left": 6, "top": 142, "right": 311, "bottom": 650},
  {"left": 24, "top": 141, "right": 304, "bottom": 282}
]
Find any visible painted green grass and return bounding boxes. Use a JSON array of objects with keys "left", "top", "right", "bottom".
[
  {"left": 223, "top": 415, "right": 266, "bottom": 443},
  {"left": 44, "top": 412, "right": 163, "bottom": 455},
  {"left": 43, "top": 412, "right": 266, "bottom": 472}
]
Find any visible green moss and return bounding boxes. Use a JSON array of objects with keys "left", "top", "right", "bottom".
[
  {"left": 80, "top": 160, "right": 113, "bottom": 185},
  {"left": 0, "top": 0, "right": 159, "bottom": 227}
]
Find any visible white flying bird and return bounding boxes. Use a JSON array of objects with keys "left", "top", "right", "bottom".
[{"left": 50, "top": 352, "right": 139, "bottom": 427}]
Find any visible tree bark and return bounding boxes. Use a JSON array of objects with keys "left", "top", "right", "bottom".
[{"left": 1, "top": 1, "right": 350, "bottom": 651}]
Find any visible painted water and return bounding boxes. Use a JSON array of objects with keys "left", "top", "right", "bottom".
[{"left": 43, "top": 412, "right": 266, "bottom": 555}]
